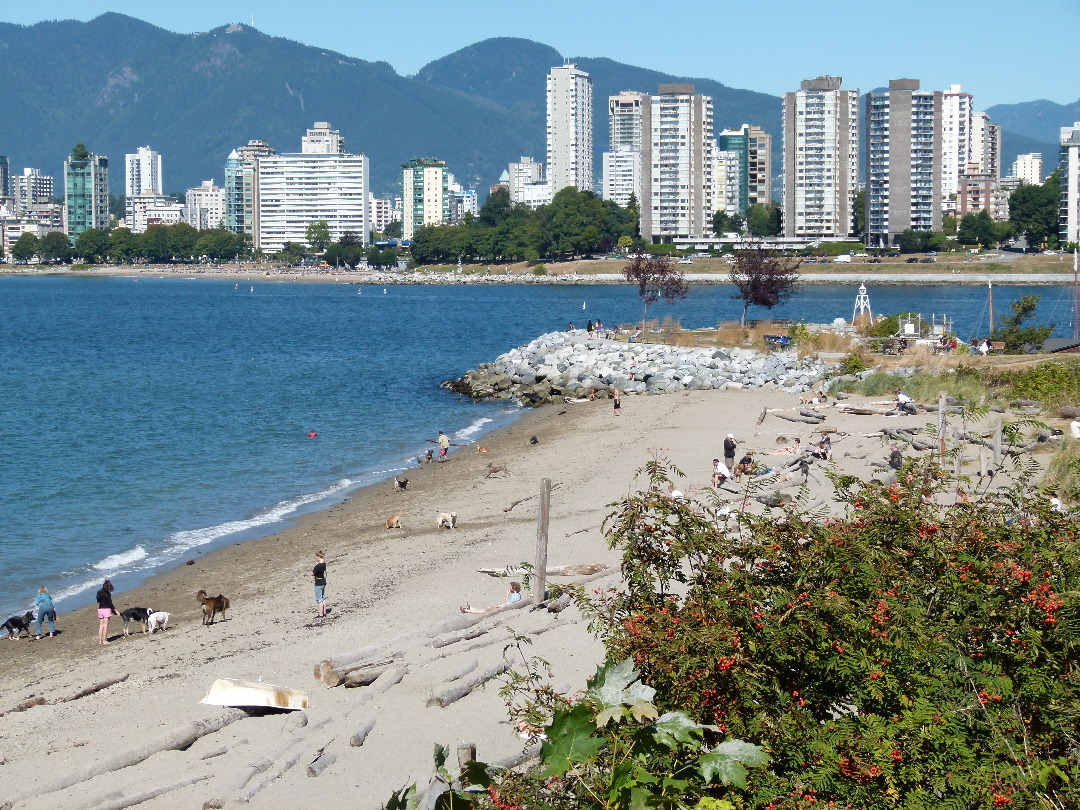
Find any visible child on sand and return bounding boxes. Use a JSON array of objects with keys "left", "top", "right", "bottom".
[
  {"left": 96, "top": 579, "right": 117, "bottom": 645},
  {"left": 309, "top": 551, "right": 328, "bottom": 617},
  {"left": 461, "top": 581, "right": 523, "bottom": 614}
]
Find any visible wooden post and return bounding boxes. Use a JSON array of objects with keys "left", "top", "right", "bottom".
[
  {"left": 534, "top": 478, "right": 551, "bottom": 605},
  {"left": 979, "top": 446, "right": 987, "bottom": 478},
  {"left": 937, "top": 391, "right": 947, "bottom": 459},
  {"left": 993, "top": 421, "right": 1002, "bottom": 466},
  {"left": 456, "top": 744, "right": 477, "bottom": 772}
]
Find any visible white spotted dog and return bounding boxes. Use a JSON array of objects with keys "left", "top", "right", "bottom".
[{"left": 436, "top": 512, "right": 457, "bottom": 529}]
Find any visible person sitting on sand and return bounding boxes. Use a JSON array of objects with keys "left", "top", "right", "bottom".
[
  {"left": 461, "top": 581, "right": 524, "bottom": 614},
  {"left": 734, "top": 451, "right": 754, "bottom": 482},
  {"left": 811, "top": 436, "right": 832, "bottom": 461},
  {"left": 774, "top": 438, "right": 802, "bottom": 455}
]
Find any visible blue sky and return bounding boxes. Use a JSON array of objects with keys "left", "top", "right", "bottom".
[{"left": 2, "top": 0, "right": 1077, "bottom": 109}]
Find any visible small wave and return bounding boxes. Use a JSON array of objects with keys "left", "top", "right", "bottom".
[
  {"left": 93, "top": 545, "right": 148, "bottom": 570},
  {"left": 454, "top": 417, "right": 494, "bottom": 442},
  {"left": 165, "top": 477, "right": 355, "bottom": 553}
]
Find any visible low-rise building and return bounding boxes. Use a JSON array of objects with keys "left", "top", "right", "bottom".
[
  {"left": 126, "top": 192, "right": 185, "bottom": 232},
  {"left": 185, "top": 180, "right": 225, "bottom": 230}
]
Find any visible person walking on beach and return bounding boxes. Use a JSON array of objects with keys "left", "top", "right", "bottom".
[
  {"left": 309, "top": 551, "right": 328, "bottom": 617},
  {"left": 96, "top": 579, "right": 117, "bottom": 645},
  {"left": 437, "top": 430, "right": 450, "bottom": 460},
  {"left": 34, "top": 586, "right": 57, "bottom": 639},
  {"left": 723, "top": 434, "right": 737, "bottom": 471},
  {"left": 611, "top": 386, "right": 621, "bottom": 416}
]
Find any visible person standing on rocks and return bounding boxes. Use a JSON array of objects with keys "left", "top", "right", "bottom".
[
  {"left": 723, "top": 434, "right": 737, "bottom": 471},
  {"left": 612, "top": 387, "right": 621, "bottom": 416}
]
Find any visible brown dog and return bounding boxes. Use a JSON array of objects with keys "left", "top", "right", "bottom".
[
  {"left": 476, "top": 445, "right": 490, "bottom": 453},
  {"left": 196, "top": 590, "right": 230, "bottom": 625},
  {"left": 384, "top": 514, "right": 403, "bottom": 529}
]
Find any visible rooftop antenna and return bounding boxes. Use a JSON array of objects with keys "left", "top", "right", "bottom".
[{"left": 250, "top": 15, "right": 254, "bottom": 27}]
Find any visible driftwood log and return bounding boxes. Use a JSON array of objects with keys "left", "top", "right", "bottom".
[
  {"left": 349, "top": 716, "right": 378, "bottom": 747},
  {"left": 476, "top": 563, "right": 606, "bottom": 578},
  {"left": 342, "top": 664, "right": 399, "bottom": 688},
  {"left": 774, "top": 414, "right": 825, "bottom": 425},
  {"left": 306, "top": 753, "right": 336, "bottom": 778},
  {"left": 235, "top": 717, "right": 331, "bottom": 802},
  {"left": 72, "top": 772, "right": 211, "bottom": 810},
  {"left": 427, "top": 661, "right": 510, "bottom": 708},
  {"left": 314, "top": 649, "right": 404, "bottom": 687},
  {"left": 62, "top": 674, "right": 130, "bottom": 703},
  {"left": 353, "top": 666, "right": 408, "bottom": 706},
  {"left": 502, "top": 483, "right": 562, "bottom": 512},
  {"left": 4, "top": 709, "right": 246, "bottom": 806}
]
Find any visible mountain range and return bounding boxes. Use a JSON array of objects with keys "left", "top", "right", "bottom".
[{"left": 0, "top": 13, "right": 1073, "bottom": 198}]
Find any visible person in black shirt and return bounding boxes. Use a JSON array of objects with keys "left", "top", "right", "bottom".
[
  {"left": 96, "top": 579, "right": 117, "bottom": 645},
  {"left": 723, "top": 434, "right": 737, "bottom": 471},
  {"left": 309, "top": 552, "right": 328, "bottom": 617}
]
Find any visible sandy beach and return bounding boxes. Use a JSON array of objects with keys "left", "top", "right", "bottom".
[{"left": 0, "top": 384, "right": 1048, "bottom": 809}]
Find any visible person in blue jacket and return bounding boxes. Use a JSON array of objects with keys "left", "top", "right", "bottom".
[{"left": 34, "top": 586, "right": 57, "bottom": 639}]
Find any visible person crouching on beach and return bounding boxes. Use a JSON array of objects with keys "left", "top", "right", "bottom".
[
  {"left": 310, "top": 551, "right": 328, "bottom": 617},
  {"left": 96, "top": 579, "right": 117, "bottom": 645},
  {"left": 34, "top": 586, "right": 57, "bottom": 639}
]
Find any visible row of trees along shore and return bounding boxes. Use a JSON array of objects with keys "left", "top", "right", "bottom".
[{"left": 5, "top": 224, "right": 251, "bottom": 264}]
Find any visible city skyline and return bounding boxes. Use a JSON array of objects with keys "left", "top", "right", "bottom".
[{"left": 1, "top": 1, "right": 1076, "bottom": 110}]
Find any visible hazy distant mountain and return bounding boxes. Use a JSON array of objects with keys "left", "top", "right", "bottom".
[
  {"left": 0, "top": 15, "right": 1066, "bottom": 202},
  {"left": 986, "top": 98, "right": 1080, "bottom": 146}
]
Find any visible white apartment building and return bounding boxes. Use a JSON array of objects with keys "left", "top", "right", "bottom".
[
  {"left": 507, "top": 157, "right": 548, "bottom": 207},
  {"left": 368, "top": 194, "right": 400, "bottom": 234},
  {"left": 126, "top": 192, "right": 185, "bottom": 233},
  {"left": 602, "top": 145, "right": 642, "bottom": 211},
  {"left": 712, "top": 148, "right": 741, "bottom": 219},
  {"left": 14, "top": 168, "right": 53, "bottom": 212},
  {"left": 1012, "top": 153, "right": 1043, "bottom": 186},
  {"left": 865, "top": 79, "right": 943, "bottom": 248},
  {"left": 782, "top": 76, "right": 859, "bottom": 239},
  {"left": 546, "top": 64, "right": 593, "bottom": 196},
  {"left": 649, "top": 84, "right": 715, "bottom": 241},
  {"left": 941, "top": 84, "right": 973, "bottom": 199},
  {"left": 1061, "top": 123, "right": 1080, "bottom": 246},
  {"left": 970, "top": 112, "right": 1001, "bottom": 179},
  {"left": 225, "top": 140, "right": 276, "bottom": 236},
  {"left": 185, "top": 180, "right": 225, "bottom": 230},
  {"left": 125, "top": 146, "right": 163, "bottom": 197},
  {"left": 606, "top": 91, "right": 651, "bottom": 236},
  {"left": 402, "top": 158, "right": 449, "bottom": 240},
  {"left": 254, "top": 123, "right": 370, "bottom": 253},
  {"left": 0, "top": 218, "right": 50, "bottom": 256}
]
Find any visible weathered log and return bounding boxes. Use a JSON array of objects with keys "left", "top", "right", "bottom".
[
  {"left": 73, "top": 772, "right": 211, "bottom": 810},
  {"left": 445, "top": 660, "right": 479, "bottom": 682},
  {"left": 775, "top": 414, "right": 825, "bottom": 424},
  {"left": 283, "top": 711, "right": 309, "bottom": 732},
  {"left": 342, "top": 665, "right": 396, "bottom": 688},
  {"left": 476, "top": 562, "right": 606, "bottom": 578},
  {"left": 427, "top": 661, "right": 509, "bottom": 708},
  {"left": 307, "top": 753, "right": 337, "bottom": 777},
  {"left": 315, "top": 650, "right": 403, "bottom": 687},
  {"left": 238, "top": 749, "right": 305, "bottom": 804},
  {"left": 5, "top": 709, "right": 246, "bottom": 805},
  {"left": 349, "top": 716, "right": 378, "bottom": 747},
  {"left": 543, "top": 594, "right": 573, "bottom": 614},
  {"left": 353, "top": 666, "right": 408, "bottom": 705},
  {"left": 430, "top": 626, "right": 486, "bottom": 649},
  {"left": 837, "top": 405, "right": 890, "bottom": 416},
  {"left": 62, "top": 674, "right": 130, "bottom": 703},
  {"left": 799, "top": 409, "right": 827, "bottom": 420}
]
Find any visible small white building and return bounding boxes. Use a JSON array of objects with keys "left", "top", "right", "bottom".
[
  {"left": 185, "top": 180, "right": 225, "bottom": 230},
  {"left": 1011, "top": 153, "right": 1043, "bottom": 187},
  {"left": 125, "top": 146, "right": 163, "bottom": 197},
  {"left": 602, "top": 146, "right": 641, "bottom": 210},
  {"left": 126, "top": 192, "right": 184, "bottom": 233}
]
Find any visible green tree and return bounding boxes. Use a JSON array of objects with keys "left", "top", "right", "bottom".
[
  {"left": 622, "top": 253, "right": 689, "bottom": 332},
  {"left": 277, "top": 242, "right": 305, "bottom": 265},
  {"left": 108, "top": 228, "right": 140, "bottom": 263},
  {"left": 383, "top": 220, "right": 403, "bottom": 239},
  {"left": 37, "top": 231, "right": 71, "bottom": 263},
  {"left": 852, "top": 189, "right": 866, "bottom": 237},
  {"left": 746, "top": 203, "right": 782, "bottom": 238},
  {"left": 712, "top": 209, "right": 733, "bottom": 237},
  {"left": 478, "top": 186, "right": 512, "bottom": 228},
  {"left": 942, "top": 212, "right": 957, "bottom": 235},
  {"left": 70, "top": 142, "right": 89, "bottom": 161},
  {"left": 992, "top": 293, "right": 1054, "bottom": 352},
  {"left": 11, "top": 232, "right": 38, "bottom": 263},
  {"left": 1010, "top": 170, "right": 1060, "bottom": 249},
  {"left": 109, "top": 193, "right": 126, "bottom": 220},
  {"left": 304, "top": 220, "right": 332, "bottom": 252},
  {"left": 992, "top": 220, "right": 1017, "bottom": 247},
  {"left": 75, "top": 227, "right": 110, "bottom": 262},
  {"left": 729, "top": 246, "right": 802, "bottom": 326},
  {"left": 897, "top": 228, "right": 931, "bottom": 253}
]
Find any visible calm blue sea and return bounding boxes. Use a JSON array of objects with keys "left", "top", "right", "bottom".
[{"left": 0, "top": 276, "right": 1071, "bottom": 618}]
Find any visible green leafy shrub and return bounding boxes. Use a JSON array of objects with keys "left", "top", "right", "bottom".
[
  {"left": 532, "top": 263, "right": 548, "bottom": 276},
  {"left": 837, "top": 352, "right": 870, "bottom": 375},
  {"left": 592, "top": 459, "right": 1080, "bottom": 809}
]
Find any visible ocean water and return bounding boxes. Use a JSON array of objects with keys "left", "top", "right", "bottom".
[{"left": 0, "top": 275, "right": 1070, "bottom": 618}]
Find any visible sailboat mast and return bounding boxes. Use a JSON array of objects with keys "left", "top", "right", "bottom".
[{"left": 988, "top": 280, "right": 994, "bottom": 338}]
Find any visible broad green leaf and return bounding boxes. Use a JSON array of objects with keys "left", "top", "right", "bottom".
[
  {"left": 698, "top": 740, "right": 769, "bottom": 788},
  {"left": 539, "top": 704, "right": 606, "bottom": 777},
  {"left": 432, "top": 742, "right": 449, "bottom": 771},
  {"left": 696, "top": 799, "right": 736, "bottom": 810},
  {"left": 595, "top": 706, "right": 624, "bottom": 727},
  {"left": 384, "top": 784, "right": 418, "bottom": 810},
  {"left": 653, "top": 710, "right": 715, "bottom": 748},
  {"left": 629, "top": 700, "right": 659, "bottom": 723},
  {"left": 587, "top": 657, "right": 656, "bottom": 708}
]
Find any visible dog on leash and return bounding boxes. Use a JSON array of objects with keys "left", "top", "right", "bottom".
[
  {"left": 3, "top": 611, "right": 34, "bottom": 640},
  {"left": 120, "top": 607, "right": 154, "bottom": 636},
  {"left": 385, "top": 514, "right": 403, "bottom": 529},
  {"left": 436, "top": 512, "right": 457, "bottom": 529},
  {"left": 196, "top": 590, "right": 230, "bottom": 625},
  {"left": 147, "top": 611, "right": 170, "bottom": 633},
  {"left": 393, "top": 476, "right": 409, "bottom": 491}
]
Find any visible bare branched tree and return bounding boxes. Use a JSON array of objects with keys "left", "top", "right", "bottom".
[
  {"left": 729, "top": 245, "right": 802, "bottom": 327},
  {"left": 623, "top": 254, "right": 690, "bottom": 333}
]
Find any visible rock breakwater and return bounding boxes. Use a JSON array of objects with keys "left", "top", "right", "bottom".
[{"left": 444, "top": 332, "right": 836, "bottom": 405}]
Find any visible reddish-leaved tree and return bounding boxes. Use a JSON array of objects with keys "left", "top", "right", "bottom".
[
  {"left": 728, "top": 245, "right": 802, "bottom": 326},
  {"left": 622, "top": 254, "right": 690, "bottom": 333}
]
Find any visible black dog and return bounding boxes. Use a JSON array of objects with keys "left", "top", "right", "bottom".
[
  {"left": 3, "top": 611, "right": 35, "bottom": 640},
  {"left": 120, "top": 607, "right": 154, "bottom": 636}
]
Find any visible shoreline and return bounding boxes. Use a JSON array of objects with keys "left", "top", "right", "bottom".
[
  {"left": 0, "top": 385, "right": 1059, "bottom": 807},
  {"left": 3, "top": 264, "right": 1078, "bottom": 287}
]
